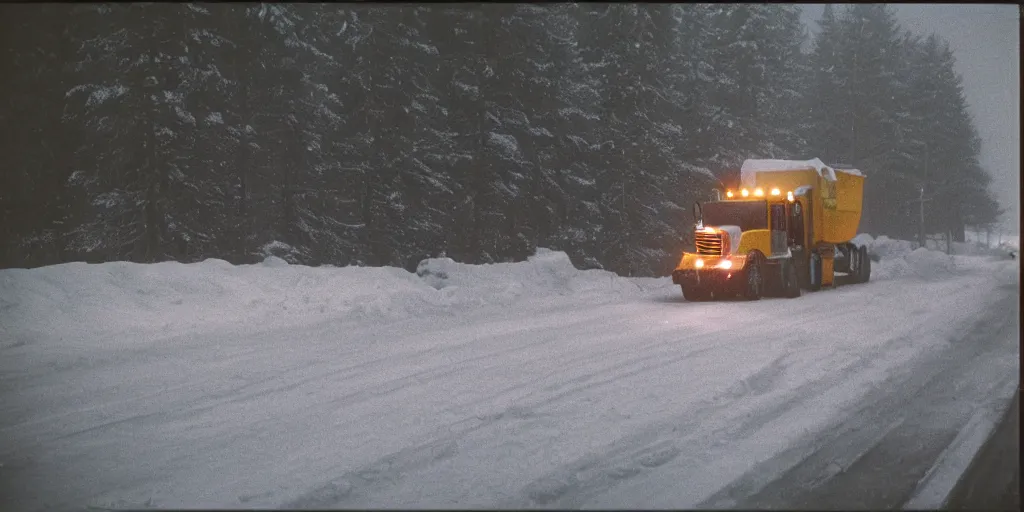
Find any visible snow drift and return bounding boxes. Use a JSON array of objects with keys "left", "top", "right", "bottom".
[
  {"left": 0, "top": 249, "right": 662, "bottom": 342},
  {"left": 849, "top": 234, "right": 959, "bottom": 281},
  {"left": 0, "top": 237, "right": 985, "bottom": 345}
]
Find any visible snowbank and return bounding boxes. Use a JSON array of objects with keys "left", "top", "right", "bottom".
[
  {"left": 0, "top": 234, "right": 986, "bottom": 345},
  {"left": 0, "top": 249, "right": 662, "bottom": 341},
  {"left": 848, "top": 234, "right": 957, "bottom": 280},
  {"left": 965, "top": 231, "right": 1019, "bottom": 250},
  {"left": 416, "top": 248, "right": 658, "bottom": 303}
]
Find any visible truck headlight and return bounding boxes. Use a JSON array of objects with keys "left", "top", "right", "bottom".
[
  {"left": 695, "top": 259, "right": 704, "bottom": 269},
  {"left": 718, "top": 260, "right": 733, "bottom": 270}
]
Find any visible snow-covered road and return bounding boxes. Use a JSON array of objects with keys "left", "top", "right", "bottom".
[{"left": 0, "top": 242, "right": 1018, "bottom": 510}]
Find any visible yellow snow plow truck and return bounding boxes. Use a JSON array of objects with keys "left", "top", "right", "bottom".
[{"left": 672, "top": 158, "right": 870, "bottom": 301}]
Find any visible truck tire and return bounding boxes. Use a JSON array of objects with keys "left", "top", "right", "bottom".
[
  {"left": 742, "top": 251, "right": 764, "bottom": 300},
  {"left": 682, "top": 285, "right": 707, "bottom": 302},
  {"left": 837, "top": 243, "right": 855, "bottom": 274},
  {"left": 847, "top": 244, "right": 861, "bottom": 283},
  {"left": 782, "top": 260, "right": 801, "bottom": 298},
  {"left": 858, "top": 245, "right": 871, "bottom": 283},
  {"left": 808, "top": 251, "right": 823, "bottom": 292}
]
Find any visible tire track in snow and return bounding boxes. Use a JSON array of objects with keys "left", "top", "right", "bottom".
[
  {"left": 499, "top": 332, "right": 916, "bottom": 508},
  {"left": 185, "top": 275, "right": 1009, "bottom": 510},
  {"left": 2, "top": 308, "right": 611, "bottom": 455},
  {"left": 703, "top": 284, "right": 1020, "bottom": 509},
  {"left": 281, "top": 437, "right": 463, "bottom": 509},
  {"left": 440, "top": 323, "right": 733, "bottom": 417},
  {"left": 275, "top": 319, "right": 744, "bottom": 508},
  {"left": 278, "top": 286, "right": 921, "bottom": 509},
  {"left": 293, "top": 307, "right": 811, "bottom": 507},
  {"left": 296, "top": 297, "right": 896, "bottom": 509},
  {"left": 499, "top": 278, "right": 999, "bottom": 510},
  {"left": 454, "top": 293, "right": 878, "bottom": 421}
]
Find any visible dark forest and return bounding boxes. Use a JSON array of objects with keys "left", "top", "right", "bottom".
[{"left": 1, "top": 3, "right": 1002, "bottom": 275}]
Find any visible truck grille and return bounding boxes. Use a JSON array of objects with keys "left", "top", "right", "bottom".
[{"left": 695, "top": 232, "right": 723, "bottom": 256}]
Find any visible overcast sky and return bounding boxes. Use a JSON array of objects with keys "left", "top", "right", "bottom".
[{"left": 799, "top": 4, "right": 1020, "bottom": 233}]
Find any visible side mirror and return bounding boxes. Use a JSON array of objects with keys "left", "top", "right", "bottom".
[{"left": 693, "top": 201, "right": 703, "bottom": 228}]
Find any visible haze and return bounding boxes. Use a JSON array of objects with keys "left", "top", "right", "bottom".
[{"left": 801, "top": 4, "right": 1020, "bottom": 234}]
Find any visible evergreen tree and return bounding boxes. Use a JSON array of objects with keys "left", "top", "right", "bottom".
[
  {"left": 808, "top": 4, "right": 913, "bottom": 237},
  {"left": 0, "top": 4, "right": 79, "bottom": 267},
  {"left": 64, "top": 4, "right": 220, "bottom": 262},
  {"left": 805, "top": 4, "right": 845, "bottom": 162},
  {"left": 411, "top": 6, "right": 488, "bottom": 264},
  {"left": 547, "top": 3, "right": 607, "bottom": 268},
  {"left": 899, "top": 33, "right": 1001, "bottom": 240}
]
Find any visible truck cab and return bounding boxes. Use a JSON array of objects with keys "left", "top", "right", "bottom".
[{"left": 672, "top": 159, "right": 871, "bottom": 301}]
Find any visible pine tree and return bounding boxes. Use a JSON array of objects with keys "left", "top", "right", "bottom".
[
  {"left": 64, "top": 4, "right": 224, "bottom": 263},
  {"left": 478, "top": 4, "right": 568, "bottom": 262},
  {"left": 344, "top": 5, "right": 452, "bottom": 267},
  {"left": 547, "top": 3, "right": 607, "bottom": 268},
  {"left": 922, "top": 37, "right": 998, "bottom": 240},
  {"left": 805, "top": 4, "right": 845, "bottom": 162},
  {"left": 208, "top": 3, "right": 313, "bottom": 264},
  {"left": 807, "top": 4, "right": 912, "bottom": 237},
  {"left": 0, "top": 4, "right": 79, "bottom": 267}
]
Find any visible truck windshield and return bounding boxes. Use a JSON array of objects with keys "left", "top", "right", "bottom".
[{"left": 703, "top": 200, "right": 767, "bottom": 232}]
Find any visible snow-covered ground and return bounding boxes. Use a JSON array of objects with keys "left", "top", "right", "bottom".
[
  {"left": 964, "top": 229, "right": 1019, "bottom": 250},
  {"left": 0, "top": 238, "right": 1019, "bottom": 510}
]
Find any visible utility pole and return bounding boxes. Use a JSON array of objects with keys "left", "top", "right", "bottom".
[
  {"left": 915, "top": 142, "right": 931, "bottom": 249},
  {"left": 912, "top": 185, "right": 932, "bottom": 249},
  {"left": 919, "top": 186, "right": 925, "bottom": 247}
]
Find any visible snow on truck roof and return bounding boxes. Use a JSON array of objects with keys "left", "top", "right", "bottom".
[{"left": 740, "top": 158, "right": 863, "bottom": 188}]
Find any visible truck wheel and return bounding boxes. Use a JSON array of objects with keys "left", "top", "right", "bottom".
[
  {"left": 743, "top": 252, "right": 764, "bottom": 300},
  {"left": 808, "top": 251, "right": 822, "bottom": 292},
  {"left": 848, "top": 245, "right": 861, "bottom": 283},
  {"left": 783, "top": 260, "right": 801, "bottom": 298},
  {"left": 682, "top": 285, "right": 707, "bottom": 302},
  {"left": 858, "top": 245, "right": 871, "bottom": 283}
]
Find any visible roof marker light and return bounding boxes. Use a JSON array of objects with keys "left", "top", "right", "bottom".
[
  {"left": 741, "top": 188, "right": 750, "bottom": 197},
  {"left": 726, "top": 190, "right": 734, "bottom": 198},
  {"left": 754, "top": 188, "right": 764, "bottom": 197},
  {"left": 770, "top": 187, "right": 781, "bottom": 196}
]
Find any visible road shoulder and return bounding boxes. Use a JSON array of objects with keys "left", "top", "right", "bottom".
[{"left": 944, "top": 389, "right": 1020, "bottom": 511}]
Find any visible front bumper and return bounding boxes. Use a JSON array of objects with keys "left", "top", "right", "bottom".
[{"left": 672, "top": 268, "right": 740, "bottom": 292}]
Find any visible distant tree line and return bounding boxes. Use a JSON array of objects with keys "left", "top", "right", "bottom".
[{"left": 0, "top": 3, "right": 1002, "bottom": 274}]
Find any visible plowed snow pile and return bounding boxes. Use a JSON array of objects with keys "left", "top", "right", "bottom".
[
  {"left": 416, "top": 248, "right": 658, "bottom": 302},
  {"left": 0, "top": 237, "right": 982, "bottom": 344},
  {"left": 0, "top": 249, "right": 662, "bottom": 342},
  {"left": 852, "top": 234, "right": 958, "bottom": 280}
]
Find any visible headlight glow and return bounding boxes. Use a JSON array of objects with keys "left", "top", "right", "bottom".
[
  {"left": 695, "top": 259, "right": 705, "bottom": 269},
  {"left": 718, "top": 259, "right": 733, "bottom": 269}
]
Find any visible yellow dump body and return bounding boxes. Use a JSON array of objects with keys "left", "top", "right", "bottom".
[{"left": 747, "top": 167, "right": 864, "bottom": 245}]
